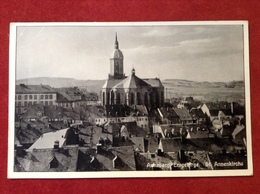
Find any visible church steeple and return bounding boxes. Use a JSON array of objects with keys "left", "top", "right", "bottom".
[
  {"left": 109, "top": 33, "right": 125, "bottom": 80},
  {"left": 115, "top": 33, "right": 119, "bottom": 49}
]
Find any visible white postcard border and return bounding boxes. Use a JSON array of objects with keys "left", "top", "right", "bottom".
[{"left": 8, "top": 21, "right": 253, "bottom": 179}]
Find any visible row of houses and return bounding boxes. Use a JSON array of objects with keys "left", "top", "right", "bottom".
[
  {"left": 15, "top": 84, "right": 99, "bottom": 114},
  {"left": 157, "top": 107, "right": 206, "bottom": 125},
  {"left": 14, "top": 122, "right": 247, "bottom": 172}
]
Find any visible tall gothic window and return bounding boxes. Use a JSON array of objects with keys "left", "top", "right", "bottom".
[
  {"left": 149, "top": 93, "right": 154, "bottom": 108},
  {"left": 137, "top": 92, "right": 141, "bottom": 105},
  {"left": 107, "top": 92, "right": 110, "bottom": 105},
  {"left": 161, "top": 91, "right": 164, "bottom": 107},
  {"left": 111, "top": 91, "right": 114, "bottom": 105},
  {"left": 116, "top": 93, "right": 120, "bottom": 104},
  {"left": 155, "top": 91, "right": 160, "bottom": 108},
  {"left": 103, "top": 92, "right": 106, "bottom": 105},
  {"left": 144, "top": 92, "right": 149, "bottom": 106},
  {"left": 130, "top": 92, "right": 135, "bottom": 105}
]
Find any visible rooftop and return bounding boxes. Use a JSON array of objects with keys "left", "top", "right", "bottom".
[
  {"left": 173, "top": 108, "right": 193, "bottom": 121},
  {"left": 15, "top": 145, "right": 79, "bottom": 172},
  {"left": 16, "top": 84, "right": 56, "bottom": 94},
  {"left": 29, "top": 128, "right": 70, "bottom": 149}
]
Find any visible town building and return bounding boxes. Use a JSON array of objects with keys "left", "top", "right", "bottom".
[
  {"left": 56, "top": 87, "right": 98, "bottom": 108},
  {"left": 95, "top": 104, "right": 149, "bottom": 128},
  {"left": 15, "top": 84, "right": 57, "bottom": 114},
  {"left": 101, "top": 34, "right": 164, "bottom": 109},
  {"left": 14, "top": 145, "right": 79, "bottom": 172}
]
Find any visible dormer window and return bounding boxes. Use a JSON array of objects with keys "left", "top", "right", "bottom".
[{"left": 49, "top": 156, "right": 59, "bottom": 169}]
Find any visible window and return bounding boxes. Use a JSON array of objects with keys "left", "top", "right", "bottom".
[
  {"left": 29, "top": 95, "right": 32, "bottom": 100},
  {"left": 40, "top": 101, "right": 44, "bottom": 104},
  {"left": 45, "top": 95, "right": 48, "bottom": 99},
  {"left": 24, "top": 101, "right": 28, "bottom": 106},
  {"left": 18, "top": 95, "right": 21, "bottom": 100},
  {"left": 49, "top": 95, "right": 53, "bottom": 99},
  {"left": 34, "top": 95, "right": 37, "bottom": 100},
  {"left": 45, "top": 101, "right": 48, "bottom": 105},
  {"left": 28, "top": 102, "right": 32, "bottom": 106},
  {"left": 49, "top": 101, "right": 53, "bottom": 105},
  {"left": 40, "top": 95, "right": 44, "bottom": 100},
  {"left": 24, "top": 95, "right": 28, "bottom": 100},
  {"left": 18, "top": 102, "right": 21, "bottom": 106},
  {"left": 34, "top": 101, "right": 37, "bottom": 105}
]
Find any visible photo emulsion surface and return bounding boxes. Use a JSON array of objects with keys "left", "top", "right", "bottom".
[{"left": 8, "top": 22, "right": 252, "bottom": 178}]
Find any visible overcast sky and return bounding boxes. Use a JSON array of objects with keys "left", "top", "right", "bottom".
[{"left": 16, "top": 23, "right": 246, "bottom": 82}]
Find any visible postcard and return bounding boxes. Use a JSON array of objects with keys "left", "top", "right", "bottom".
[{"left": 8, "top": 21, "right": 252, "bottom": 178}]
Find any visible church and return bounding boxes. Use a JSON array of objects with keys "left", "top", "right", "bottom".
[{"left": 101, "top": 34, "right": 164, "bottom": 109}]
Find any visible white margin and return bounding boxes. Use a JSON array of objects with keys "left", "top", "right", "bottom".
[{"left": 8, "top": 21, "right": 253, "bottom": 179}]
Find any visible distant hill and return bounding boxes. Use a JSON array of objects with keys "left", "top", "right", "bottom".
[
  {"left": 16, "top": 77, "right": 106, "bottom": 94},
  {"left": 16, "top": 77, "right": 245, "bottom": 101},
  {"left": 162, "top": 79, "right": 244, "bottom": 88}
]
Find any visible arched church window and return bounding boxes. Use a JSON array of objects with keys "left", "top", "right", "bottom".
[
  {"left": 111, "top": 91, "right": 114, "bottom": 105},
  {"left": 103, "top": 92, "right": 106, "bottom": 105},
  {"left": 155, "top": 91, "right": 160, "bottom": 108},
  {"left": 116, "top": 93, "right": 120, "bottom": 104},
  {"left": 149, "top": 93, "right": 154, "bottom": 108},
  {"left": 161, "top": 91, "right": 164, "bottom": 107},
  {"left": 137, "top": 92, "right": 141, "bottom": 105},
  {"left": 144, "top": 92, "right": 149, "bottom": 106},
  {"left": 130, "top": 92, "right": 135, "bottom": 105},
  {"left": 107, "top": 92, "right": 110, "bottom": 105}
]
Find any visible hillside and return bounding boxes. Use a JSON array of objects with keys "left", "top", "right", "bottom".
[
  {"left": 16, "top": 77, "right": 245, "bottom": 103},
  {"left": 16, "top": 77, "right": 106, "bottom": 94}
]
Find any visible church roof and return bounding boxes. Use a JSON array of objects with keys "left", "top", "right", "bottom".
[
  {"left": 102, "top": 79, "right": 123, "bottom": 89},
  {"left": 112, "top": 71, "right": 152, "bottom": 89},
  {"left": 143, "top": 78, "right": 164, "bottom": 87}
]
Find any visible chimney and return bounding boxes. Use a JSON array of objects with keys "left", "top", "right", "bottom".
[
  {"left": 113, "top": 155, "right": 119, "bottom": 168},
  {"left": 178, "top": 149, "right": 186, "bottom": 163},
  {"left": 96, "top": 143, "right": 102, "bottom": 154},
  {"left": 157, "top": 149, "right": 163, "bottom": 156},
  {"left": 98, "top": 137, "right": 104, "bottom": 146},
  {"left": 231, "top": 102, "right": 234, "bottom": 114},
  {"left": 16, "top": 145, "right": 26, "bottom": 157},
  {"left": 54, "top": 140, "right": 59, "bottom": 150}
]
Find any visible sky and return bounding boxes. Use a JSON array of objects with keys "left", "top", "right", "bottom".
[{"left": 15, "top": 23, "right": 246, "bottom": 82}]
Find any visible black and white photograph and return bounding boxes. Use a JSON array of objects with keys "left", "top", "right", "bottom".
[{"left": 8, "top": 22, "right": 252, "bottom": 178}]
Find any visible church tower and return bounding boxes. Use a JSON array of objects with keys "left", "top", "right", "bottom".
[{"left": 109, "top": 33, "right": 125, "bottom": 79}]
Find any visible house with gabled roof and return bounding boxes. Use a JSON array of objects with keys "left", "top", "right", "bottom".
[
  {"left": 157, "top": 107, "right": 179, "bottom": 124},
  {"left": 95, "top": 104, "right": 149, "bottom": 128},
  {"left": 190, "top": 108, "right": 207, "bottom": 124},
  {"left": 158, "top": 138, "right": 182, "bottom": 153},
  {"left": 55, "top": 87, "right": 99, "bottom": 108},
  {"left": 15, "top": 84, "right": 57, "bottom": 114},
  {"left": 77, "top": 146, "right": 136, "bottom": 171},
  {"left": 172, "top": 108, "right": 193, "bottom": 124},
  {"left": 29, "top": 128, "right": 79, "bottom": 150},
  {"left": 14, "top": 145, "right": 79, "bottom": 172},
  {"left": 232, "top": 125, "right": 246, "bottom": 146}
]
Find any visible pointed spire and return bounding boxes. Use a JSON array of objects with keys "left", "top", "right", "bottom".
[
  {"left": 115, "top": 32, "right": 119, "bottom": 49},
  {"left": 131, "top": 67, "right": 135, "bottom": 75}
]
